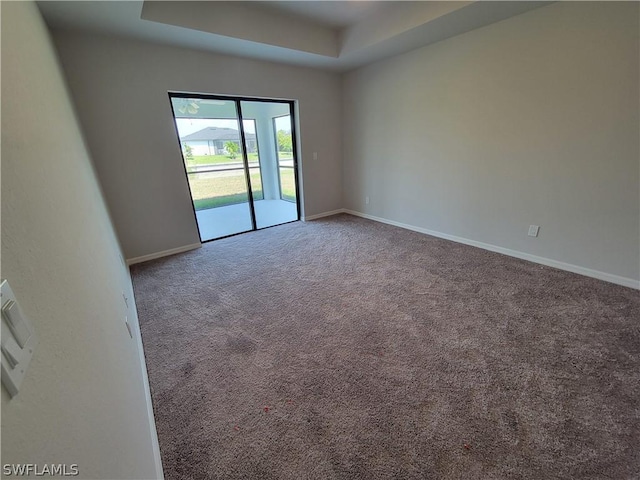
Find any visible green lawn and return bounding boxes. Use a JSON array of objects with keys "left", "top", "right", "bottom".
[
  {"left": 279, "top": 167, "right": 296, "bottom": 202},
  {"left": 186, "top": 153, "right": 258, "bottom": 168},
  {"left": 188, "top": 167, "right": 296, "bottom": 210},
  {"left": 186, "top": 152, "right": 292, "bottom": 167},
  {"left": 189, "top": 170, "right": 263, "bottom": 210},
  {"left": 193, "top": 193, "right": 260, "bottom": 210}
]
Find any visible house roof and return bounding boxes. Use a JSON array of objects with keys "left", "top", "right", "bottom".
[{"left": 181, "top": 127, "right": 256, "bottom": 142}]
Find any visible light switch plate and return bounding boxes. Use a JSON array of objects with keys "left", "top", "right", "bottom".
[{"left": 1, "top": 280, "right": 38, "bottom": 397}]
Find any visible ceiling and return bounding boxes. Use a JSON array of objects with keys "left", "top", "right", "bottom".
[
  {"left": 258, "top": 1, "right": 388, "bottom": 29},
  {"left": 37, "top": 1, "right": 551, "bottom": 72}
]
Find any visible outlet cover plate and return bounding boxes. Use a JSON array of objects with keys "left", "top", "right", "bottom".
[{"left": 1, "top": 280, "right": 38, "bottom": 397}]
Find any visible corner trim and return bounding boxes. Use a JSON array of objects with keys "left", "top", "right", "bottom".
[
  {"left": 302, "top": 208, "right": 346, "bottom": 221},
  {"left": 126, "top": 243, "right": 202, "bottom": 266},
  {"left": 344, "top": 210, "right": 640, "bottom": 290}
]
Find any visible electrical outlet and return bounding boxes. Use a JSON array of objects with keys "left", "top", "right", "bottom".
[
  {"left": 528, "top": 225, "right": 540, "bottom": 237},
  {"left": 365, "top": 196, "right": 370, "bottom": 205},
  {"left": 313, "top": 152, "right": 318, "bottom": 161}
]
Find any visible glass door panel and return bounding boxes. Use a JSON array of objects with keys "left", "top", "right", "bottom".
[
  {"left": 244, "top": 119, "right": 264, "bottom": 203},
  {"left": 273, "top": 114, "right": 297, "bottom": 203},
  {"left": 239, "top": 101, "right": 299, "bottom": 229},
  {"left": 170, "top": 96, "right": 254, "bottom": 241}
]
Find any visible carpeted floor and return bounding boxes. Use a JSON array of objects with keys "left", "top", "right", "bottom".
[{"left": 131, "top": 214, "right": 640, "bottom": 480}]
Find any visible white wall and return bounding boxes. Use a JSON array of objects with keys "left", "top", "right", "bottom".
[
  {"left": 343, "top": 1, "right": 639, "bottom": 284},
  {"left": 51, "top": 30, "right": 343, "bottom": 261},
  {"left": 1, "top": 3, "right": 162, "bottom": 478}
]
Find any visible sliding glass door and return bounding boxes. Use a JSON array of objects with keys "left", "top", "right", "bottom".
[
  {"left": 240, "top": 101, "right": 299, "bottom": 229},
  {"left": 169, "top": 94, "right": 300, "bottom": 241},
  {"left": 273, "top": 114, "right": 297, "bottom": 203}
]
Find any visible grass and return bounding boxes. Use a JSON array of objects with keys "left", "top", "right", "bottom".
[
  {"left": 188, "top": 167, "right": 296, "bottom": 210},
  {"left": 279, "top": 167, "right": 296, "bottom": 202},
  {"left": 193, "top": 193, "right": 260, "bottom": 210},
  {"left": 186, "top": 153, "right": 258, "bottom": 167},
  {"left": 186, "top": 152, "right": 292, "bottom": 168},
  {"left": 278, "top": 152, "right": 294, "bottom": 160}
]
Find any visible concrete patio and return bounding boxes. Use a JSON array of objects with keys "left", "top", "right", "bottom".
[{"left": 195, "top": 199, "right": 298, "bottom": 241}]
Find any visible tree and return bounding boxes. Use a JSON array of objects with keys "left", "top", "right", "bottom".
[
  {"left": 224, "top": 141, "right": 240, "bottom": 159},
  {"left": 277, "top": 130, "right": 292, "bottom": 153},
  {"left": 184, "top": 144, "right": 194, "bottom": 163}
]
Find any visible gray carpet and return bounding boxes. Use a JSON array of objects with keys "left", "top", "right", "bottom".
[{"left": 131, "top": 214, "right": 640, "bottom": 480}]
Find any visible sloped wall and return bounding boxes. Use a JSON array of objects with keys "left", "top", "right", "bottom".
[{"left": 1, "top": 3, "right": 162, "bottom": 478}]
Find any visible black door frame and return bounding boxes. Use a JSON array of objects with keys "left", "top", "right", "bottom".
[{"left": 168, "top": 92, "right": 302, "bottom": 243}]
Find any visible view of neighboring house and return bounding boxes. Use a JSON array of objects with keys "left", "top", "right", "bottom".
[{"left": 181, "top": 127, "right": 257, "bottom": 156}]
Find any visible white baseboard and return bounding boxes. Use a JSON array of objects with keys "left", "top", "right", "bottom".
[
  {"left": 128, "top": 295, "right": 165, "bottom": 479},
  {"left": 343, "top": 209, "right": 640, "bottom": 290},
  {"left": 126, "top": 242, "right": 202, "bottom": 266},
  {"left": 302, "top": 208, "right": 346, "bottom": 221}
]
